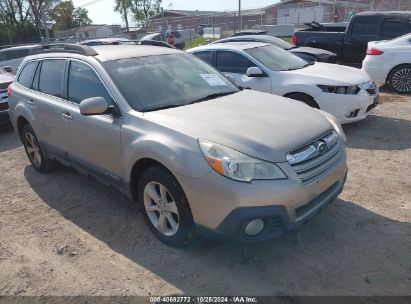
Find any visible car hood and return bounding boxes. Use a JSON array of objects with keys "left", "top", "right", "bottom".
[
  {"left": 292, "top": 46, "right": 336, "bottom": 56},
  {"left": 142, "top": 90, "right": 332, "bottom": 163},
  {"left": 284, "top": 62, "right": 370, "bottom": 86}
]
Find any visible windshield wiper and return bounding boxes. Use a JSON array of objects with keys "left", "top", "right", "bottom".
[
  {"left": 142, "top": 104, "right": 183, "bottom": 112},
  {"left": 186, "top": 91, "right": 238, "bottom": 105},
  {"left": 142, "top": 91, "right": 238, "bottom": 112},
  {"left": 285, "top": 62, "right": 315, "bottom": 71}
]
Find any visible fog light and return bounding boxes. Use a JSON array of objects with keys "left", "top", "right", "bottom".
[{"left": 244, "top": 218, "right": 265, "bottom": 236}]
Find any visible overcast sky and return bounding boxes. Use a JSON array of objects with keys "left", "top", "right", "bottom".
[{"left": 72, "top": 0, "right": 280, "bottom": 26}]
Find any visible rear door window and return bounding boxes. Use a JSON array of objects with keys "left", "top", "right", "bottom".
[
  {"left": 381, "top": 20, "right": 411, "bottom": 37},
  {"left": 67, "top": 60, "right": 113, "bottom": 105},
  {"left": 216, "top": 51, "right": 255, "bottom": 74},
  {"left": 193, "top": 51, "right": 213, "bottom": 65},
  {"left": 351, "top": 17, "right": 379, "bottom": 35},
  {"left": 38, "top": 59, "right": 66, "bottom": 98},
  {"left": 17, "top": 61, "right": 37, "bottom": 88}
]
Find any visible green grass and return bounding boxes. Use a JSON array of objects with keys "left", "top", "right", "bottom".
[
  {"left": 280, "top": 36, "right": 293, "bottom": 44},
  {"left": 184, "top": 36, "right": 218, "bottom": 50}
]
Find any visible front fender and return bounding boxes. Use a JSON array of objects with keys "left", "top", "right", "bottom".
[{"left": 121, "top": 118, "right": 212, "bottom": 184}]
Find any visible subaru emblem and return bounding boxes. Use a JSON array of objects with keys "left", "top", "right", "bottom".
[{"left": 317, "top": 142, "right": 328, "bottom": 155}]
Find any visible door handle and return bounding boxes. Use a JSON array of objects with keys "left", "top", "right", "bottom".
[
  {"left": 27, "top": 99, "right": 35, "bottom": 104},
  {"left": 61, "top": 112, "right": 73, "bottom": 121}
]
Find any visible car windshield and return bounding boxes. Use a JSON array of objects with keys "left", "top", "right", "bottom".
[
  {"left": 103, "top": 53, "right": 239, "bottom": 112},
  {"left": 245, "top": 45, "right": 309, "bottom": 71},
  {"left": 257, "top": 36, "right": 294, "bottom": 50}
]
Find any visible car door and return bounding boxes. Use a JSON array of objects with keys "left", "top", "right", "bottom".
[
  {"left": 27, "top": 59, "right": 67, "bottom": 156},
  {"left": 215, "top": 50, "right": 272, "bottom": 93},
  {"left": 343, "top": 16, "right": 381, "bottom": 65},
  {"left": 58, "top": 59, "right": 124, "bottom": 186}
]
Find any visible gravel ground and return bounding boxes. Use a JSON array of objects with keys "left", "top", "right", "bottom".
[{"left": 0, "top": 93, "right": 410, "bottom": 296}]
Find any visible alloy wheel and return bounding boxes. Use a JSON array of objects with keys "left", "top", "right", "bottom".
[
  {"left": 25, "top": 132, "right": 41, "bottom": 168},
  {"left": 392, "top": 68, "right": 411, "bottom": 93},
  {"left": 143, "top": 181, "right": 179, "bottom": 236}
]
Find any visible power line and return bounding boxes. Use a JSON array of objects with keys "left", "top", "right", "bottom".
[{"left": 77, "top": 0, "right": 104, "bottom": 8}]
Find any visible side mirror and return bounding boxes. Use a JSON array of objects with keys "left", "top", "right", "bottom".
[
  {"left": 2, "top": 66, "right": 12, "bottom": 73},
  {"left": 246, "top": 67, "right": 266, "bottom": 77},
  {"left": 79, "top": 97, "right": 109, "bottom": 115}
]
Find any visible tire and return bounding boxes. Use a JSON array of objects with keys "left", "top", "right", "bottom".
[
  {"left": 137, "top": 166, "right": 195, "bottom": 246},
  {"left": 388, "top": 64, "right": 411, "bottom": 94},
  {"left": 22, "top": 125, "right": 59, "bottom": 173},
  {"left": 285, "top": 93, "right": 320, "bottom": 109}
]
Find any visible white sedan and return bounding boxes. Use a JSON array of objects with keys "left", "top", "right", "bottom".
[
  {"left": 188, "top": 42, "right": 378, "bottom": 124},
  {"left": 362, "top": 33, "right": 411, "bottom": 94}
]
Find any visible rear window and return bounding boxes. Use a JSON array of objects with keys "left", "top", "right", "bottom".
[
  {"left": 381, "top": 20, "right": 411, "bottom": 37},
  {"left": 17, "top": 61, "right": 37, "bottom": 88},
  {"left": 351, "top": 17, "right": 379, "bottom": 35},
  {"left": 170, "top": 31, "right": 181, "bottom": 38},
  {"left": 38, "top": 60, "right": 66, "bottom": 98}
]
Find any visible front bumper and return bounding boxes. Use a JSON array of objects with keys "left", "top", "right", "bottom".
[
  {"left": 176, "top": 146, "right": 347, "bottom": 242},
  {"left": 315, "top": 90, "right": 379, "bottom": 124},
  {"left": 215, "top": 173, "right": 346, "bottom": 242}
]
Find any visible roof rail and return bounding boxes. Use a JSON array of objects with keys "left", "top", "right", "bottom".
[
  {"left": 30, "top": 44, "right": 98, "bottom": 56},
  {"left": 119, "top": 40, "right": 175, "bottom": 49}
]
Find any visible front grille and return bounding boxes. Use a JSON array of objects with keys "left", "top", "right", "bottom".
[{"left": 287, "top": 131, "right": 344, "bottom": 185}]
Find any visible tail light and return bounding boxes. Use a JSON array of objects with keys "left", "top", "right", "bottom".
[
  {"left": 7, "top": 85, "right": 11, "bottom": 97},
  {"left": 292, "top": 34, "right": 296, "bottom": 45},
  {"left": 367, "top": 47, "right": 384, "bottom": 55}
]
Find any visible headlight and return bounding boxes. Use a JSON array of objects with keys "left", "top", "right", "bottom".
[
  {"left": 198, "top": 139, "right": 286, "bottom": 182},
  {"left": 317, "top": 85, "right": 360, "bottom": 95},
  {"left": 357, "top": 81, "right": 376, "bottom": 91},
  {"left": 318, "top": 110, "right": 347, "bottom": 143}
]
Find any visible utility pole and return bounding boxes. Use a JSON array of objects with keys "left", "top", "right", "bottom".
[
  {"left": 238, "top": 0, "right": 242, "bottom": 31},
  {"left": 41, "top": 5, "right": 50, "bottom": 43}
]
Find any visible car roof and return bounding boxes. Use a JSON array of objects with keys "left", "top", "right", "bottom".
[
  {"left": 24, "top": 44, "right": 182, "bottom": 62},
  {"left": 188, "top": 41, "right": 270, "bottom": 52},
  {"left": 94, "top": 45, "right": 181, "bottom": 61}
]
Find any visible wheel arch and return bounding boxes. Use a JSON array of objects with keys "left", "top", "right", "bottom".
[
  {"left": 386, "top": 63, "right": 411, "bottom": 84},
  {"left": 17, "top": 116, "right": 30, "bottom": 140},
  {"left": 129, "top": 158, "right": 171, "bottom": 202},
  {"left": 283, "top": 92, "right": 320, "bottom": 109}
]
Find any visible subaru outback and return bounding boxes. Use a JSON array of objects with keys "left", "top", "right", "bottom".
[{"left": 8, "top": 44, "right": 347, "bottom": 246}]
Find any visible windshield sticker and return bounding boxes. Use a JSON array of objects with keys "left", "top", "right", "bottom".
[{"left": 200, "top": 74, "right": 227, "bottom": 86}]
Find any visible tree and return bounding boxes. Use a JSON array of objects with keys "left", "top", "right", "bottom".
[
  {"left": 73, "top": 7, "right": 91, "bottom": 27},
  {"left": 115, "top": 0, "right": 161, "bottom": 28},
  {"left": 48, "top": 0, "right": 91, "bottom": 31}
]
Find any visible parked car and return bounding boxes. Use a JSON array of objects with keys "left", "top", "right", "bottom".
[
  {"left": 362, "top": 33, "right": 411, "bottom": 94},
  {"left": 188, "top": 42, "right": 378, "bottom": 124},
  {"left": 213, "top": 35, "right": 337, "bottom": 63},
  {"left": 8, "top": 44, "right": 347, "bottom": 245},
  {"left": 230, "top": 30, "right": 268, "bottom": 37},
  {"left": 0, "top": 44, "right": 41, "bottom": 74},
  {"left": 0, "top": 69, "right": 14, "bottom": 128},
  {"left": 294, "top": 11, "right": 411, "bottom": 66},
  {"left": 80, "top": 37, "right": 130, "bottom": 46},
  {"left": 141, "top": 30, "right": 185, "bottom": 49}
]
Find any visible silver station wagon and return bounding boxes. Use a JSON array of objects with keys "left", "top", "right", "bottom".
[{"left": 8, "top": 44, "right": 348, "bottom": 246}]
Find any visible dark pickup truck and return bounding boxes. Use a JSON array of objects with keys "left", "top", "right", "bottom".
[{"left": 294, "top": 11, "right": 411, "bottom": 66}]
